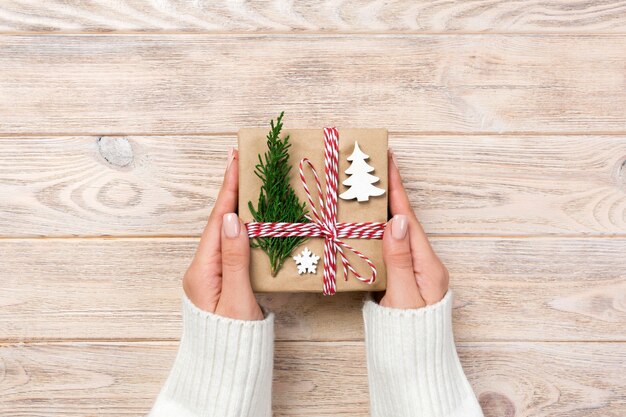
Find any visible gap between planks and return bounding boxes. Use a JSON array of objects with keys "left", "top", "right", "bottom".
[
  {"left": 4, "top": 31, "right": 626, "bottom": 36},
  {"left": 3, "top": 131, "right": 626, "bottom": 138},
  {"left": 1, "top": 234, "right": 626, "bottom": 241},
  {"left": 1, "top": 339, "right": 624, "bottom": 347}
]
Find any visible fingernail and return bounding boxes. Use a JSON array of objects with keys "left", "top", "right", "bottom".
[
  {"left": 389, "top": 148, "right": 398, "bottom": 167},
  {"left": 223, "top": 213, "right": 240, "bottom": 238},
  {"left": 391, "top": 214, "right": 408, "bottom": 240},
  {"left": 226, "top": 148, "right": 235, "bottom": 170}
]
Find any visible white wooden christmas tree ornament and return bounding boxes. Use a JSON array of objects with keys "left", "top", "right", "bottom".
[
  {"left": 293, "top": 247, "right": 320, "bottom": 275},
  {"left": 339, "top": 141, "right": 385, "bottom": 202}
]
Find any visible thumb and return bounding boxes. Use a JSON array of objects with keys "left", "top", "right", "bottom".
[
  {"left": 381, "top": 215, "right": 425, "bottom": 309},
  {"left": 216, "top": 213, "right": 263, "bottom": 320}
]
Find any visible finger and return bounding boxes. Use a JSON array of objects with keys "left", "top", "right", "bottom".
[
  {"left": 193, "top": 148, "right": 239, "bottom": 266},
  {"left": 388, "top": 149, "right": 438, "bottom": 263},
  {"left": 387, "top": 149, "right": 412, "bottom": 216},
  {"left": 416, "top": 260, "right": 450, "bottom": 305},
  {"left": 382, "top": 215, "right": 425, "bottom": 309},
  {"left": 217, "top": 213, "right": 261, "bottom": 320}
]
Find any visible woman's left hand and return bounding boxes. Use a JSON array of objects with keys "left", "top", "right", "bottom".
[{"left": 182, "top": 149, "right": 264, "bottom": 320}]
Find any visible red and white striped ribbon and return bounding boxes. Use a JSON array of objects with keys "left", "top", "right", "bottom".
[{"left": 247, "top": 127, "right": 386, "bottom": 295}]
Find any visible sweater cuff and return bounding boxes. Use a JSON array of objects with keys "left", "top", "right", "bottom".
[
  {"left": 363, "top": 291, "right": 483, "bottom": 417},
  {"left": 150, "top": 294, "right": 274, "bottom": 417}
]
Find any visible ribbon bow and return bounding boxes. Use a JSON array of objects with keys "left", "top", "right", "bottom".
[{"left": 247, "top": 127, "right": 386, "bottom": 295}]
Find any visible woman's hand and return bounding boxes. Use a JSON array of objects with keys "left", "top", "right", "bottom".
[
  {"left": 380, "top": 150, "right": 449, "bottom": 309},
  {"left": 183, "top": 149, "right": 264, "bottom": 320}
]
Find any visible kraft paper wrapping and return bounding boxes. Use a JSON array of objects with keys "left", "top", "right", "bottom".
[{"left": 238, "top": 128, "right": 387, "bottom": 293}]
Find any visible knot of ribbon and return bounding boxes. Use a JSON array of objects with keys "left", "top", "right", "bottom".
[{"left": 246, "top": 127, "right": 386, "bottom": 295}]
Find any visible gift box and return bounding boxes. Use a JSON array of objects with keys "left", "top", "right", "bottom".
[{"left": 238, "top": 123, "right": 388, "bottom": 294}]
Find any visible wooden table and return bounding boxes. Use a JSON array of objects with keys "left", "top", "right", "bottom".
[{"left": 1, "top": 2, "right": 625, "bottom": 416}]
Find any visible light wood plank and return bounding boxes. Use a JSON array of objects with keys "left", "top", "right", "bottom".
[
  {"left": 0, "top": 136, "right": 229, "bottom": 237},
  {"left": 1, "top": 135, "right": 625, "bottom": 237},
  {"left": 1, "top": 35, "right": 625, "bottom": 135},
  {"left": 1, "top": 237, "right": 624, "bottom": 342},
  {"left": 1, "top": 1, "right": 626, "bottom": 33},
  {"left": 0, "top": 341, "right": 623, "bottom": 416}
]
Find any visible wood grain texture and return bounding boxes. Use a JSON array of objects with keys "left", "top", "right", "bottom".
[
  {"left": 1, "top": 135, "right": 625, "bottom": 237},
  {"left": 0, "top": 136, "right": 228, "bottom": 237},
  {"left": 1, "top": 3, "right": 624, "bottom": 415},
  {"left": 1, "top": 237, "right": 624, "bottom": 342},
  {"left": 0, "top": 341, "right": 624, "bottom": 416},
  {"left": 1, "top": 35, "right": 625, "bottom": 135},
  {"left": 1, "top": 1, "right": 626, "bottom": 33}
]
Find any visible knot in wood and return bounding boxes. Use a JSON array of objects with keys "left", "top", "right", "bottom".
[
  {"left": 97, "top": 137, "right": 133, "bottom": 168},
  {"left": 479, "top": 391, "right": 515, "bottom": 417},
  {"left": 617, "top": 158, "right": 626, "bottom": 190}
]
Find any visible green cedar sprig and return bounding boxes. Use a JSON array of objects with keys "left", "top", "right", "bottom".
[{"left": 248, "top": 112, "right": 309, "bottom": 276}]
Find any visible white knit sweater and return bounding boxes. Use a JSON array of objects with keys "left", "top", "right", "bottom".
[{"left": 150, "top": 291, "right": 483, "bottom": 417}]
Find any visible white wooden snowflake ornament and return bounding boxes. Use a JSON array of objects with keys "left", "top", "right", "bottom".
[
  {"left": 293, "top": 247, "right": 320, "bottom": 275},
  {"left": 339, "top": 141, "right": 385, "bottom": 202}
]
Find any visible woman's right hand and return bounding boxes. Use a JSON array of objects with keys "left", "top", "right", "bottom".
[{"left": 380, "top": 150, "right": 450, "bottom": 309}]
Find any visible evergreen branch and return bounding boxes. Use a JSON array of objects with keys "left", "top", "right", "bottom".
[{"left": 248, "top": 112, "right": 309, "bottom": 276}]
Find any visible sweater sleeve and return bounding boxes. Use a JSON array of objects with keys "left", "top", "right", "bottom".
[
  {"left": 363, "top": 291, "right": 483, "bottom": 417},
  {"left": 149, "top": 294, "right": 274, "bottom": 417}
]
